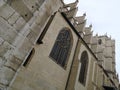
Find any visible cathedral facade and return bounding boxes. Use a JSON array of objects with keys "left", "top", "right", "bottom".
[{"left": 0, "top": 0, "right": 119, "bottom": 90}]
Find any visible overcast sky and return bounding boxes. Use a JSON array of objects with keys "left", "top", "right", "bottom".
[{"left": 64, "top": 0, "right": 120, "bottom": 80}]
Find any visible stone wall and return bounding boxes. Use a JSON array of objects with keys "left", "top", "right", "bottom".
[
  {"left": 9, "top": 12, "right": 78, "bottom": 90},
  {"left": 0, "top": 0, "right": 63, "bottom": 89}
]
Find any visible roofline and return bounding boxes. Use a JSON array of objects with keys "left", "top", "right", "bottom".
[
  {"left": 61, "top": 12, "right": 117, "bottom": 88},
  {"left": 61, "top": 12, "right": 98, "bottom": 60}
]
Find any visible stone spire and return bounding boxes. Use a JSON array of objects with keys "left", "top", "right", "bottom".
[
  {"left": 60, "top": 0, "right": 79, "bottom": 19},
  {"left": 73, "top": 13, "right": 86, "bottom": 38},
  {"left": 83, "top": 24, "right": 93, "bottom": 47}
]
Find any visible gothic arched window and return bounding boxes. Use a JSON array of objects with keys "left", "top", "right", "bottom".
[
  {"left": 98, "top": 39, "right": 102, "bottom": 45},
  {"left": 79, "top": 51, "right": 89, "bottom": 85},
  {"left": 50, "top": 28, "right": 72, "bottom": 68}
]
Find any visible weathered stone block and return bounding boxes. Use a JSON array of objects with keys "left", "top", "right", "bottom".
[
  {"left": 28, "top": 11, "right": 39, "bottom": 26},
  {"left": 35, "top": 9, "right": 49, "bottom": 25},
  {"left": 105, "top": 46, "right": 112, "bottom": 57},
  {"left": 3, "top": 48, "right": 14, "bottom": 61},
  {"left": 91, "top": 44, "right": 97, "bottom": 53},
  {"left": 4, "top": 55, "right": 22, "bottom": 71},
  {"left": 8, "top": 12, "right": 20, "bottom": 25},
  {"left": 30, "top": 22, "right": 42, "bottom": 35},
  {"left": 13, "top": 17, "right": 26, "bottom": 32},
  {"left": 97, "top": 45, "right": 104, "bottom": 53},
  {"left": 0, "top": 17, "right": 12, "bottom": 30},
  {"left": 0, "top": 4, "right": 15, "bottom": 19},
  {"left": 0, "top": 28, "right": 18, "bottom": 45},
  {"left": 91, "top": 36, "right": 98, "bottom": 44},
  {"left": 9, "top": 74, "right": 26, "bottom": 90},
  {"left": 0, "top": 37, "right": 4, "bottom": 45},
  {"left": 0, "top": 17, "right": 18, "bottom": 44},
  {"left": 84, "top": 34, "right": 92, "bottom": 44},
  {"left": 0, "top": 58, "right": 5, "bottom": 68},
  {"left": 0, "top": 84, "right": 5, "bottom": 90},
  {"left": 18, "top": 23, "right": 31, "bottom": 37},
  {"left": 13, "top": 38, "right": 33, "bottom": 60},
  {"left": 0, "top": 66, "right": 15, "bottom": 85},
  {"left": 97, "top": 53, "right": 104, "bottom": 60},
  {"left": 106, "top": 40, "right": 112, "bottom": 47},
  {"left": 27, "top": 30, "right": 37, "bottom": 44},
  {"left": 23, "top": 0, "right": 39, "bottom": 13},
  {"left": 12, "top": 34, "right": 25, "bottom": 48},
  {"left": 75, "top": 23, "right": 85, "bottom": 32},
  {"left": 10, "top": 0, "right": 33, "bottom": 22},
  {"left": 0, "top": 41, "right": 13, "bottom": 57},
  {"left": 0, "top": 0, "right": 5, "bottom": 7}
]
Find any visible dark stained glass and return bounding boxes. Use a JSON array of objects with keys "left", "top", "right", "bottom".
[
  {"left": 50, "top": 29, "right": 72, "bottom": 68},
  {"left": 79, "top": 51, "right": 88, "bottom": 85}
]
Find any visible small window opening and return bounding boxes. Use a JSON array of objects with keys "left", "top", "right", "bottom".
[
  {"left": 23, "top": 48, "right": 35, "bottom": 67},
  {"left": 79, "top": 51, "right": 88, "bottom": 86},
  {"left": 32, "top": 6, "right": 34, "bottom": 8},
  {"left": 98, "top": 39, "right": 102, "bottom": 45},
  {"left": 25, "top": 14, "right": 28, "bottom": 17}
]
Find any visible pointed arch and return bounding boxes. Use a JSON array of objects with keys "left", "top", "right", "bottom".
[
  {"left": 50, "top": 28, "right": 73, "bottom": 68},
  {"left": 79, "top": 51, "right": 89, "bottom": 85}
]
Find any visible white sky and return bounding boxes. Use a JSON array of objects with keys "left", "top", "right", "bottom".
[{"left": 64, "top": 0, "right": 120, "bottom": 80}]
